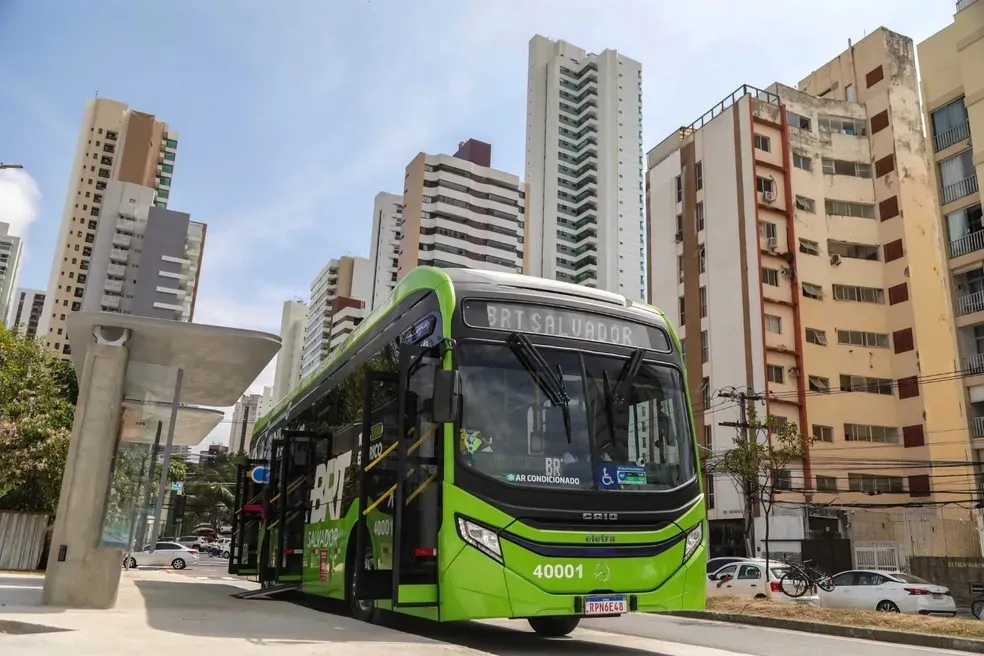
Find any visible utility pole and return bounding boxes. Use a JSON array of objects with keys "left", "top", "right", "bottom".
[
  {"left": 717, "top": 388, "right": 765, "bottom": 558},
  {"left": 237, "top": 401, "right": 250, "bottom": 455}
]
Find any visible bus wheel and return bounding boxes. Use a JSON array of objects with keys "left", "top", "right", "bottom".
[
  {"left": 346, "top": 538, "right": 380, "bottom": 623},
  {"left": 528, "top": 616, "right": 580, "bottom": 637}
]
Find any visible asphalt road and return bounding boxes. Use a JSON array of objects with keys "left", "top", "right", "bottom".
[{"left": 167, "top": 559, "right": 973, "bottom": 655}]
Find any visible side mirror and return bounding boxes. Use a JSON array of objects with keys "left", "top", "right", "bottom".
[{"left": 432, "top": 369, "right": 461, "bottom": 424}]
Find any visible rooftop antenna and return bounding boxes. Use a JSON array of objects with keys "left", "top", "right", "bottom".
[{"left": 95, "top": 88, "right": 99, "bottom": 99}]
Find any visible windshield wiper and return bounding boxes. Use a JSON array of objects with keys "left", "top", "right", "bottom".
[
  {"left": 600, "top": 370, "right": 618, "bottom": 451},
  {"left": 611, "top": 348, "right": 645, "bottom": 405},
  {"left": 507, "top": 332, "right": 573, "bottom": 443}
]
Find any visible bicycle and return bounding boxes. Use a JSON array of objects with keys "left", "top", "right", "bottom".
[{"left": 778, "top": 558, "right": 836, "bottom": 598}]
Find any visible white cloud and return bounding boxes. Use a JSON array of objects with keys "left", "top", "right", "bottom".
[{"left": 0, "top": 168, "right": 41, "bottom": 238}]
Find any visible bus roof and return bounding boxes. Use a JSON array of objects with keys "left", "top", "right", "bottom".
[{"left": 252, "top": 266, "right": 673, "bottom": 437}]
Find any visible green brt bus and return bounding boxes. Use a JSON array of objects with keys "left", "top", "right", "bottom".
[{"left": 229, "top": 266, "right": 705, "bottom": 636}]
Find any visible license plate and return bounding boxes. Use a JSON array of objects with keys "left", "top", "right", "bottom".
[
  {"left": 584, "top": 595, "right": 627, "bottom": 616},
  {"left": 932, "top": 593, "right": 943, "bottom": 599}
]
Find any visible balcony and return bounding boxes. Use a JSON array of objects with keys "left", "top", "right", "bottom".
[
  {"left": 109, "top": 248, "right": 128, "bottom": 263},
  {"left": 950, "top": 229, "right": 984, "bottom": 259},
  {"left": 943, "top": 174, "right": 979, "bottom": 205},
  {"left": 100, "top": 294, "right": 121, "bottom": 310},
  {"left": 934, "top": 121, "right": 971, "bottom": 152},
  {"left": 116, "top": 217, "right": 135, "bottom": 233},
  {"left": 104, "top": 279, "right": 123, "bottom": 294},
  {"left": 113, "top": 233, "right": 132, "bottom": 248},
  {"left": 957, "top": 290, "right": 984, "bottom": 316},
  {"left": 107, "top": 263, "right": 126, "bottom": 278},
  {"left": 973, "top": 416, "right": 984, "bottom": 438}
]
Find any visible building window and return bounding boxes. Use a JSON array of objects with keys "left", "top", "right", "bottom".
[
  {"left": 888, "top": 282, "right": 909, "bottom": 305},
  {"left": 759, "top": 221, "right": 777, "bottom": 240},
  {"left": 903, "top": 425, "right": 926, "bottom": 448},
  {"left": 754, "top": 134, "right": 771, "bottom": 152},
  {"left": 767, "top": 364, "right": 784, "bottom": 384},
  {"left": 793, "top": 153, "right": 812, "bottom": 171},
  {"left": 696, "top": 201, "right": 705, "bottom": 231},
  {"left": 879, "top": 196, "right": 900, "bottom": 222},
  {"left": 818, "top": 115, "right": 867, "bottom": 136},
  {"left": 816, "top": 475, "right": 838, "bottom": 492},
  {"left": 699, "top": 286, "right": 707, "bottom": 317},
  {"left": 826, "top": 199, "right": 876, "bottom": 219},
  {"left": 839, "top": 375, "right": 893, "bottom": 395},
  {"left": 799, "top": 239, "right": 820, "bottom": 256},
  {"left": 821, "top": 158, "right": 872, "bottom": 178},
  {"left": 812, "top": 425, "right": 834, "bottom": 443},
  {"left": 893, "top": 328, "right": 915, "bottom": 354},
  {"left": 828, "top": 240, "right": 880, "bottom": 261},
  {"left": 762, "top": 267, "right": 780, "bottom": 286},
  {"left": 805, "top": 328, "right": 827, "bottom": 345},
  {"left": 795, "top": 195, "right": 815, "bottom": 212},
  {"left": 939, "top": 149, "right": 977, "bottom": 204},
  {"left": 837, "top": 330, "right": 889, "bottom": 348},
  {"left": 931, "top": 97, "right": 969, "bottom": 152},
  {"left": 865, "top": 65, "right": 884, "bottom": 88},
  {"left": 832, "top": 284, "right": 883, "bottom": 304},
  {"left": 870, "top": 110, "right": 889, "bottom": 134},
  {"left": 845, "top": 84, "right": 856, "bottom": 102},
  {"left": 675, "top": 175, "right": 682, "bottom": 202},
  {"left": 698, "top": 245, "right": 706, "bottom": 273},
  {"left": 678, "top": 255, "right": 684, "bottom": 282},
  {"left": 774, "top": 469, "right": 792, "bottom": 491},
  {"left": 874, "top": 154, "right": 895, "bottom": 178},
  {"left": 764, "top": 314, "right": 782, "bottom": 334},
  {"left": 700, "top": 330, "right": 709, "bottom": 363},
  {"left": 897, "top": 375, "right": 920, "bottom": 399},
  {"left": 696, "top": 162, "right": 703, "bottom": 191},
  {"left": 845, "top": 423, "right": 899, "bottom": 444},
  {"left": 805, "top": 375, "right": 828, "bottom": 392},
  {"left": 756, "top": 176, "right": 774, "bottom": 194},
  {"left": 787, "top": 111, "right": 811, "bottom": 131},
  {"left": 802, "top": 283, "right": 823, "bottom": 300}
]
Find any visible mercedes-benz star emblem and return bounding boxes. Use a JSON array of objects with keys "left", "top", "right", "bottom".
[{"left": 594, "top": 563, "right": 611, "bottom": 582}]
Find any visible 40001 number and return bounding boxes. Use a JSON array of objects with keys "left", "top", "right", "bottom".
[{"left": 532, "top": 563, "right": 583, "bottom": 579}]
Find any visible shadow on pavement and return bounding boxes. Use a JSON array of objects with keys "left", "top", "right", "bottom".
[
  {"left": 0, "top": 574, "right": 61, "bottom": 613},
  {"left": 0, "top": 619, "right": 72, "bottom": 635}
]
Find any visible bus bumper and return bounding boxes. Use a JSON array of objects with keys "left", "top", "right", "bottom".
[{"left": 440, "top": 543, "right": 707, "bottom": 622}]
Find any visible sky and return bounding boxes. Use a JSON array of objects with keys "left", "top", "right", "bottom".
[{"left": 0, "top": 0, "right": 959, "bottom": 450}]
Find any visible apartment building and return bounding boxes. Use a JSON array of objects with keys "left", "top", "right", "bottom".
[
  {"left": 525, "top": 35, "right": 645, "bottom": 300},
  {"left": 272, "top": 299, "right": 308, "bottom": 403},
  {"left": 40, "top": 97, "right": 178, "bottom": 356},
  {"left": 0, "top": 222, "right": 23, "bottom": 325},
  {"left": 920, "top": 1, "right": 984, "bottom": 451},
  {"left": 369, "top": 192, "right": 403, "bottom": 311},
  {"left": 228, "top": 393, "right": 263, "bottom": 454},
  {"left": 300, "top": 255, "right": 371, "bottom": 377},
  {"left": 5, "top": 288, "right": 45, "bottom": 338},
  {"left": 79, "top": 181, "right": 204, "bottom": 322},
  {"left": 647, "top": 28, "right": 976, "bottom": 554},
  {"left": 399, "top": 139, "right": 525, "bottom": 279}
]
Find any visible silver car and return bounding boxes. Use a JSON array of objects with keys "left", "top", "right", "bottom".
[{"left": 124, "top": 541, "right": 199, "bottom": 570}]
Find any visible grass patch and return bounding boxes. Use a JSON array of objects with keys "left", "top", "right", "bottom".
[{"left": 707, "top": 596, "right": 984, "bottom": 640}]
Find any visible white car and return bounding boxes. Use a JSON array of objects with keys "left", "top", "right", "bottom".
[
  {"left": 707, "top": 560, "right": 819, "bottom": 604},
  {"left": 821, "top": 569, "right": 956, "bottom": 615},
  {"left": 124, "top": 541, "right": 199, "bottom": 570}
]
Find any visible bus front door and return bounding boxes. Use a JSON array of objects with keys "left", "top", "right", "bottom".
[{"left": 229, "top": 459, "right": 267, "bottom": 577}]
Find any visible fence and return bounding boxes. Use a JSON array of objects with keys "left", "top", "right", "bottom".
[{"left": 0, "top": 511, "right": 48, "bottom": 571}]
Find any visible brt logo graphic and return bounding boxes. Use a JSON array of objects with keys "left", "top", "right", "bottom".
[{"left": 310, "top": 450, "right": 353, "bottom": 523}]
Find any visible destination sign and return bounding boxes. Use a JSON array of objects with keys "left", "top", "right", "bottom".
[{"left": 462, "top": 300, "right": 669, "bottom": 350}]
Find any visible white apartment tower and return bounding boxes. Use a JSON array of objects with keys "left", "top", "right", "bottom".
[
  {"left": 300, "top": 255, "right": 372, "bottom": 377},
  {"left": 399, "top": 139, "right": 526, "bottom": 278},
  {"left": 5, "top": 288, "right": 45, "bottom": 339},
  {"left": 228, "top": 393, "right": 262, "bottom": 454},
  {"left": 272, "top": 299, "right": 308, "bottom": 402},
  {"left": 369, "top": 192, "right": 403, "bottom": 310},
  {"left": 40, "top": 97, "right": 178, "bottom": 357},
  {"left": 525, "top": 35, "right": 645, "bottom": 300},
  {"left": 0, "top": 222, "right": 23, "bottom": 326}
]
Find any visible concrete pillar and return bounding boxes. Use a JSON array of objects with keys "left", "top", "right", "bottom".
[{"left": 43, "top": 330, "right": 130, "bottom": 608}]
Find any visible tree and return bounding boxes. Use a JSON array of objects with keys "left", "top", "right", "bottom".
[
  {"left": 180, "top": 453, "right": 241, "bottom": 530},
  {"left": 0, "top": 327, "right": 76, "bottom": 514},
  {"left": 708, "top": 407, "right": 815, "bottom": 566}
]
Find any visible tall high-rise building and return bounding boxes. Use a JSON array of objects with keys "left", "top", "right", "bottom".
[
  {"left": 272, "top": 299, "right": 308, "bottom": 402},
  {"left": 919, "top": 1, "right": 984, "bottom": 452},
  {"left": 399, "top": 139, "right": 525, "bottom": 278},
  {"left": 646, "top": 28, "right": 975, "bottom": 549},
  {"left": 40, "top": 97, "right": 178, "bottom": 356},
  {"left": 525, "top": 35, "right": 645, "bottom": 300},
  {"left": 0, "top": 222, "right": 23, "bottom": 325},
  {"left": 5, "top": 288, "right": 45, "bottom": 338},
  {"left": 80, "top": 181, "right": 205, "bottom": 321},
  {"left": 228, "top": 393, "right": 263, "bottom": 454},
  {"left": 368, "top": 192, "right": 403, "bottom": 310},
  {"left": 300, "top": 255, "right": 372, "bottom": 377}
]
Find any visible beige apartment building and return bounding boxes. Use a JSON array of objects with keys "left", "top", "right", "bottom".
[
  {"left": 399, "top": 139, "right": 526, "bottom": 279},
  {"left": 40, "top": 97, "right": 177, "bottom": 358},
  {"left": 647, "top": 28, "right": 978, "bottom": 556},
  {"left": 920, "top": 2, "right": 984, "bottom": 452},
  {"left": 300, "top": 255, "right": 372, "bottom": 378}
]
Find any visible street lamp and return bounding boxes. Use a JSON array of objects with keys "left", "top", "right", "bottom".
[{"left": 0, "top": 163, "right": 24, "bottom": 171}]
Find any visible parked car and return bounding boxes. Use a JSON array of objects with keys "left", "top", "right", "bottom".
[
  {"left": 707, "top": 560, "right": 819, "bottom": 604},
  {"left": 175, "top": 535, "right": 205, "bottom": 551},
  {"left": 706, "top": 556, "right": 760, "bottom": 574},
  {"left": 820, "top": 569, "right": 956, "bottom": 615},
  {"left": 124, "top": 541, "right": 199, "bottom": 570}
]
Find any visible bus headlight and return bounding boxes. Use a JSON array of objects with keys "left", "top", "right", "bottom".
[
  {"left": 683, "top": 523, "right": 703, "bottom": 563},
  {"left": 456, "top": 516, "right": 503, "bottom": 563}
]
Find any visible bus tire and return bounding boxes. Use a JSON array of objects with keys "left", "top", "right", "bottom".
[
  {"left": 528, "top": 616, "right": 580, "bottom": 637},
  {"left": 345, "top": 531, "right": 380, "bottom": 624}
]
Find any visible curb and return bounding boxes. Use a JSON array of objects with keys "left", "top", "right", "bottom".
[{"left": 666, "top": 611, "right": 984, "bottom": 653}]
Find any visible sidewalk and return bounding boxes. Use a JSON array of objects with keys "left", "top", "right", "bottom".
[{"left": 0, "top": 570, "right": 484, "bottom": 654}]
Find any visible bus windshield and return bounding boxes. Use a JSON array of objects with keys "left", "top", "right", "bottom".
[{"left": 457, "top": 340, "right": 694, "bottom": 492}]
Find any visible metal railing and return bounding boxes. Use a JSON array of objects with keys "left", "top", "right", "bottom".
[
  {"left": 966, "top": 353, "right": 984, "bottom": 376},
  {"left": 949, "top": 229, "right": 984, "bottom": 258},
  {"left": 687, "top": 84, "right": 780, "bottom": 133},
  {"left": 957, "top": 0, "right": 977, "bottom": 12},
  {"left": 933, "top": 121, "right": 971, "bottom": 152},
  {"left": 942, "top": 174, "right": 979, "bottom": 205},
  {"left": 957, "top": 290, "right": 984, "bottom": 315},
  {"left": 972, "top": 416, "right": 984, "bottom": 438}
]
